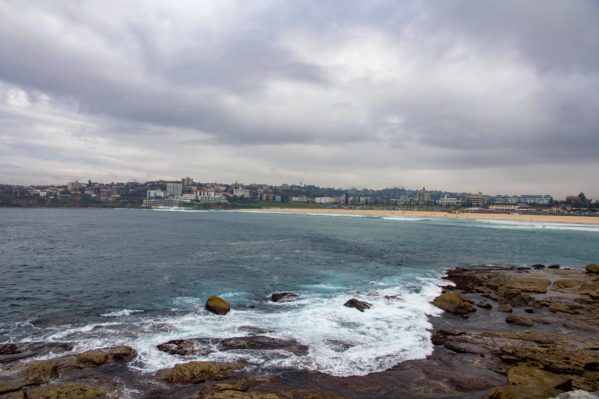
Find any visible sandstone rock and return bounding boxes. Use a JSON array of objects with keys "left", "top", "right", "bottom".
[
  {"left": 25, "top": 383, "right": 107, "bottom": 399},
  {"left": 432, "top": 292, "right": 476, "bottom": 314},
  {"left": 499, "top": 303, "right": 513, "bottom": 312},
  {"left": 270, "top": 292, "right": 298, "bottom": 302},
  {"left": 478, "top": 301, "right": 493, "bottom": 309},
  {"left": 0, "top": 378, "right": 33, "bottom": 395},
  {"left": 0, "top": 391, "right": 24, "bottom": 399},
  {"left": 205, "top": 296, "right": 231, "bottom": 315},
  {"left": 501, "top": 278, "right": 551, "bottom": 293},
  {"left": 506, "top": 314, "right": 534, "bottom": 327},
  {"left": 553, "top": 279, "right": 585, "bottom": 290},
  {"left": 585, "top": 264, "right": 599, "bottom": 274},
  {"left": 343, "top": 298, "right": 372, "bottom": 312},
  {"left": 156, "top": 361, "right": 244, "bottom": 384},
  {"left": 16, "top": 359, "right": 58, "bottom": 383}
]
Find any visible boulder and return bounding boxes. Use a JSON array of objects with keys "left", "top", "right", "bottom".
[
  {"left": 343, "top": 299, "right": 372, "bottom": 312},
  {"left": 432, "top": 292, "right": 475, "bottom": 314},
  {"left": 205, "top": 296, "right": 231, "bottom": 315},
  {"left": 548, "top": 264, "right": 561, "bottom": 269},
  {"left": 270, "top": 292, "right": 298, "bottom": 302},
  {"left": 506, "top": 314, "right": 534, "bottom": 327},
  {"left": 585, "top": 264, "right": 599, "bottom": 274},
  {"left": 498, "top": 303, "right": 513, "bottom": 313},
  {"left": 477, "top": 301, "right": 493, "bottom": 309},
  {"left": 156, "top": 361, "right": 244, "bottom": 384},
  {"left": 532, "top": 264, "right": 546, "bottom": 269}
]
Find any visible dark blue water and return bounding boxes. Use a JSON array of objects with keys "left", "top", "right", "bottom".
[{"left": 1, "top": 208, "right": 598, "bottom": 375}]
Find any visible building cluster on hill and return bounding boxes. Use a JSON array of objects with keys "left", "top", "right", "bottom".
[{"left": 0, "top": 179, "right": 596, "bottom": 215}]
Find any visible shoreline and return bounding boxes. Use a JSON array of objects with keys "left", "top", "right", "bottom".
[
  {"left": 1, "top": 264, "right": 599, "bottom": 397},
  {"left": 245, "top": 207, "right": 599, "bottom": 225}
]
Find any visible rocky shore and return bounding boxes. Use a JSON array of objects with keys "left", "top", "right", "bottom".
[{"left": 2, "top": 264, "right": 599, "bottom": 398}]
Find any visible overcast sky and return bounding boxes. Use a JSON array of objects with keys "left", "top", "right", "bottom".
[{"left": 1, "top": 1, "right": 598, "bottom": 197}]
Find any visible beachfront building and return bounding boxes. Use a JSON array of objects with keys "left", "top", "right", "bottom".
[
  {"left": 437, "top": 196, "right": 463, "bottom": 207},
  {"left": 166, "top": 182, "right": 183, "bottom": 197},
  {"left": 490, "top": 195, "right": 552, "bottom": 206},
  {"left": 468, "top": 192, "right": 487, "bottom": 207},
  {"left": 233, "top": 188, "right": 251, "bottom": 198},
  {"left": 417, "top": 187, "right": 431, "bottom": 205},
  {"left": 315, "top": 196, "right": 337, "bottom": 204}
]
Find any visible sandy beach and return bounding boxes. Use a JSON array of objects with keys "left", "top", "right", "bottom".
[{"left": 253, "top": 207, "right": 599, "bottom": 225}]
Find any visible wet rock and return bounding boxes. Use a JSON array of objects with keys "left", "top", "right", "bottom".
[
  {"left": 478, "top": 301, "right": 493, "bottom": 309},
  {"left": 156, "top": 361, "right": 245, "bottom": 384},
  {"left": 25, "top": 383, "right": 107, "bottom": 399},
  {"left": 343, "top": 298, "right": 372, "bottom": 312},
  {"left": 205, "top": 296, "right": 231, "bottom": 315},
  {"left": 524, "top": 307, "right": 534, "bottom": 314},
  {"left": 0, "top": 342, "right": 73, "bottom": 364},
  {"left": 0, "top": 391, "right": 24, "bottom": 399},
  {"left": 548, "top": 264, "right": 561, "bottom": 269},
  {"left": 16, "top": 359, "right": 58, "bottom": 384},
  {"left": 219, "top": 336, "right": 309, "bottom": 356},
  {"left": 270, "top": 292, "right": 298, "bottom": 302},
  {"left": 586, "top": 264, "right": 599, "bottom": 274},
  {"left": 444, "top": 269, "right": 484, "bottom": 291},
  {"left": 12, "top": 345, "right": 136, "bottom": 383},
  {"left": 432, "top": 292, "right": 476, "bottom": 314},
  {"left": 488, "top": 365, "right": 571, "bottom": 399},
  {"left": 499, "top": 303, "right": 513, "bottom": 312},
  {"left": 157, "top": 339, "right": 217, "bottom": 356},
  {"left": 157, "top": 336, "right": 308, "bottom": 357},
  {"left": 532, "top": 264, "right": 546, "bottom": 269},
  {"left": 501, "top": 277, "right": 551, "bottom": 293},
  {"left": 0, "top": 378, "right": 34, "bottom": 395},
  {"left": 506, "top": 314, "right": 534, "bottom": 327}
]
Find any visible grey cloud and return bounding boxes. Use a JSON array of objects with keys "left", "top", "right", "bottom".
[{"left": 0, "top": 1, "right": 598, "bottom": 196}]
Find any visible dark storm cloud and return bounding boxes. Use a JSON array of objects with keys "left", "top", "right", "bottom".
[{"left": 0, "top": 0, "right": 598, "bottom": 195}]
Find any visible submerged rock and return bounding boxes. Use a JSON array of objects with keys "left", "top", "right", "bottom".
[
  {"left": 432, "top": 292, "right": 475, "bottom": 314},
  {"left": 506, "top": 314, "right": 534, "bottom": 327},
  {"left": 156, "top": 361, "right": 244, "bottom": 384},
  {"left": 205, "top": 295, "right": 231, "bottom": 315},
  {"left": 343, "top": 298, "right": 372, "bottom": 312},
  {"left": 270, "top": 292, "right": 298, "bottom": 302}
]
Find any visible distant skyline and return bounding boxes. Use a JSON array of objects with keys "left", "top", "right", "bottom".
[{"left": 1, "top": 1, "right": 598, "bottom": 197}]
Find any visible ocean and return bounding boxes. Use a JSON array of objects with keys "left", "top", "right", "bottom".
[{"left": 1, "top": 208, "right": 598, "bottom": 377}]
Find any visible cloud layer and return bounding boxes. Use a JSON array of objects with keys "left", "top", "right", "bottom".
[{"left": 1, "top": 1, "right": 598, "bottom": 197}]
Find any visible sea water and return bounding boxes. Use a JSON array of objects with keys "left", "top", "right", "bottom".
[{"left": 1, "top": 208, "right": 598, "bottom": 376}]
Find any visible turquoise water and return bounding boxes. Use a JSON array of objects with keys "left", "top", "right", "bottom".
[{"left": 1, "top": 208, "right": 598, "bottom": 375}]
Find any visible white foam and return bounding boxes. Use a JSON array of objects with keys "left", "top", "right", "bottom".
[
  {"left": 101, "top": 309, "right": 144, "bottom": 317},
  {"left": 23, "top": 277, "right": 443, "bottom": 377},
  {"left": 475, "top": 219, "right": 599, "bottom": 232},
  {"left": 382, "top": 216, "right": 429, "bottom": 222}
]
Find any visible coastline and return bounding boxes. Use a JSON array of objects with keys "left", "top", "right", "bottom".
[
  {"left": 247, "top": 207, "right": 599, "bottom": 225},
  {"left": 2, "top": 264, "right": 598, "bottom": 398}
]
